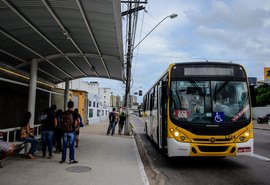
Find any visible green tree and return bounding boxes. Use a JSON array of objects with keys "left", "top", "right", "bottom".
[{"left": 255, "top": 84, "right": 270, "bottom": 106}]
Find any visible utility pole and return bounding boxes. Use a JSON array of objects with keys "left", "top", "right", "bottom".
[
  {"left": 122, "top": 1, "right": 177, "bottom": 135},
  {"left": 122, "top": 1, "right": 146, "bottom": 135},
  {"left": 124, "top": 2, "right": 133, "bottom": 135}
]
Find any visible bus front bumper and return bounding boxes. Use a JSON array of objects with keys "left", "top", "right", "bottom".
[{"left": 167, "top": 138, "right": 254, "bottom": 157}]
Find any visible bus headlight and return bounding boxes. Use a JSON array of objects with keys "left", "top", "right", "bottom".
[
  {"left": 236, "top": 130, "right": 252, "bottom": 143},
  {"left": 169, "top": 127, "right": 190, "bottom": 142}
]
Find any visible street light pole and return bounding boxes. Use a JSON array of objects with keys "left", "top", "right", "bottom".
[
  {"left": 133, "top": 13, "right": 178, "bottom": 50},
  {"left": 124, "top": 13, "right": 178, "bottom": 135}
]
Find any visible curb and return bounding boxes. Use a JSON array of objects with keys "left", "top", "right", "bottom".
[{"left": 134, "top": 133, "right": 165, "bottom": 185}]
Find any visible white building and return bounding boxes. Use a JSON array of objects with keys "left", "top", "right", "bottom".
[
  {"left": 57, "top": 79, "right": 112, "bottom": 124},
  {"left": 99, "top": 87, "right": 111, "bottom": 109}
]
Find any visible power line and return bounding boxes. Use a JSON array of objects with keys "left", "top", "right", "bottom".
[
  {"left": 132, "top": 9, "right": 146, "bottom": 85},
  {"left": 134, "top": 53, "right": 270, "bottom": 61},
  {"left": 122, "top": 0, "right": 147, "bottom": 135}
]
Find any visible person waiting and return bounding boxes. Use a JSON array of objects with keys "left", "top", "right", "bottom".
[
  {"left": 41, "top": 106, "right": 57, "bottom": 159},
  {"left": 118, "top": 112, "right": 126, "bottom": 135},
  {"left": 0, "top": 140, "right": 15, "bottom": 157},
  {"left": 20, "top": 111, "right": 39, "bottom": 159}
]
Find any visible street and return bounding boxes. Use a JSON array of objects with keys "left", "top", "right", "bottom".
[
  {"left": 131, "top": 115, "right": 270, "bottom": 185},
  {"left": 254, "top": 129, "right": 270, "bottom": 158}
]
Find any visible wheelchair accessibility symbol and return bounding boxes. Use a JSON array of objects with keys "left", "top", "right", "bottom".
[{"left": 214, "top": 112, "right": 224, "bottom": 123}]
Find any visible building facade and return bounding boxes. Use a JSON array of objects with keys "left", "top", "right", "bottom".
[{"left": 57, "top": 79, "right": 112, "bottom": 124}]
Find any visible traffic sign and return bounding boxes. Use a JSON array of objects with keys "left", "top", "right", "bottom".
[{"left": 264, "top": 67, "right": 270, "bottom": 81}]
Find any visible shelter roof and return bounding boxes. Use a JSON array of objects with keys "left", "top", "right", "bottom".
[{"left": 0, "top": 0, "right": 124, "bottom": 85}]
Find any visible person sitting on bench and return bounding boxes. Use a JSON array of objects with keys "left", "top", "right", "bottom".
[
  {"left": 20, "top": 111, "right": 39, "bottom": 159},
  {"left": 0, "top": 140, "right": 15, "bottom": 158}
]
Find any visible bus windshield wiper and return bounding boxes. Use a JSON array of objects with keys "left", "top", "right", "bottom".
[
  {"left": 216, "top": 79, "right": 231, "bottom": 94},
  {"left": 188, "top": 79, "right": 204, "bottom": 96}
]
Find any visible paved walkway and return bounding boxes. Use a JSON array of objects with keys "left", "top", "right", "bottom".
[{"left": 0, "top": 119, "right": 149, "bottom": 185}]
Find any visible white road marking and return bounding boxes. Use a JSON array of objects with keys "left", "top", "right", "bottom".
[
  {"left": 253, "top": 154, "right": 270, "bottom": 162},
  {"left": 261, "top": 132, "right": 270, "bottom": 136}
]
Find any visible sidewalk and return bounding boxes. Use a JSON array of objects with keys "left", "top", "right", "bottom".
[{"left": 0, "top": 119, "right": 149, "bottom": 185}]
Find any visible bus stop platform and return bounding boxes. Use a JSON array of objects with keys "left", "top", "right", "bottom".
[{"left": 0, "top": 119, "right": 149, "bottom": 185}]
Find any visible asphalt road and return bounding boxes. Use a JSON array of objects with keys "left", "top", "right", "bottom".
[
  {"left": 254, "top": 129, "right": 270, "bottom": 158},
  {"left": 131, "top": 115, "right": 270, "bottom": 185}
]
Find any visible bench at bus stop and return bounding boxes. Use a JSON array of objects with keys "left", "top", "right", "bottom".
[{"left": 0, "top": 125, "right": 41, "bottom": 168}]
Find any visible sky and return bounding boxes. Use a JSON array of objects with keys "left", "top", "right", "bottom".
[{"left": 84, "top": 0, "right": 270, "bottom": 103}]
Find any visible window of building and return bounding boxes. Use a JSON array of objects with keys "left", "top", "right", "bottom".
[
  {"left": 89, "top": 109, "right": 93, "bottom": 118},
  {"left": 97, "top": 103, "right": 99, "bottom": 108},
  {"left": 93, "top": 101, "right": 96, "bottom": 107},
  {"left": 97, "top": 110, "right": 100, "bottom": 117},
  {"left": 89, "top": 101, "right": 92, "bottom": 107}
]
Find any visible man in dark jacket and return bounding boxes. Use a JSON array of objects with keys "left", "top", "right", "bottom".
[
  {"left": 118, "top": 112, "right": 126, "bottom": 135},
  {"left": 107, "top": 108, "right": 116, "bottom": 135}
]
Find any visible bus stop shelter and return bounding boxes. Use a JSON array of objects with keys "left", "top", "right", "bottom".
[{"left": 0, "top": 0, "right": 124, "bottom": 126}]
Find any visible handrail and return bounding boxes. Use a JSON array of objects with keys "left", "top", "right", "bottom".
[{"left": 0, "top": 124, "right": 42, "bottom": 142}]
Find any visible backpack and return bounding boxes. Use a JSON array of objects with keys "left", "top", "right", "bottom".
[{"left": 61, "top": 111, "right": 73, "bottom": 133}]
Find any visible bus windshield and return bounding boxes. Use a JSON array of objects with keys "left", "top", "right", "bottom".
[{"left": 170, "top": 80, "right": 250, "bottom": 124}]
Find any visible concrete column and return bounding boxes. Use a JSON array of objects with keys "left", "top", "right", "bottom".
[
  {"left": 49, "top": 92, "right": 52, "bottom": 107},
  {"left": 28, "top": 59, "right": 38, "bottom": 127},
  {"left": 64, "top": 79, "right": 70, "bottom": 110}
]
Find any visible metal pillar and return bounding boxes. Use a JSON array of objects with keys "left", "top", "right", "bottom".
[
  {"left": 28, "top": 59, "right": 38, "bottom": 127},
  {"left": 64, "top": 79, "right": 70, "bottom": 110}
]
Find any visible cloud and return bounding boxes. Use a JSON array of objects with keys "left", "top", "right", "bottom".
[
  {"left": 118, "top": 0, "right": 270, "bottom": 102},
  {"left": 181, "top": 1, "right": 270, "bottom": 69},
  {"left": 185, "top": 0, "right": 270, "bottom": 30}
]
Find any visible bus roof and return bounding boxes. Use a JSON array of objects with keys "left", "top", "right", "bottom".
[{"left": 143, "top": 61, "right": 245, "bottom": 97}]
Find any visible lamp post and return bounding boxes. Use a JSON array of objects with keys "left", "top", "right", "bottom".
[
  {"left": 124, "top": 13, "right": 178, "bottom": 135},
  {"left": 133, "top": 13, "right": 178, "bottom": 50}
]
